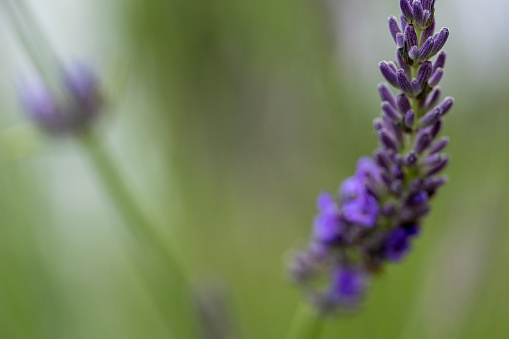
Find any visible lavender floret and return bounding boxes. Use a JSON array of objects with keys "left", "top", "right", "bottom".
[{"left": 290, "top": 0, "right": 454, "bottom": 313}]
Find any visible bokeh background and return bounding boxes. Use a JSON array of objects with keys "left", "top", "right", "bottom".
[{"left": 0, "top": 0, "right": 508, "bottom": 338}]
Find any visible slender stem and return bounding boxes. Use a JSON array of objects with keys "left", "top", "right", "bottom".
[
  {"left": 286, "top": 302, "right": 325, "bottom": 339},
  {"left": 78, "top": 130, "right": 188, "bottom": 284},
  {"left": 78, "top": 130, "right": 199, "bottom": 339}
]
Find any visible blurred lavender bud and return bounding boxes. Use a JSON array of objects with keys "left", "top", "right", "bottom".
[
  {"left": 438, "top": 96, "right": 454, "bottom": 116},
  {"left": 421, "top": 17, "right": 435, "bottom": 41},
  {"left": 384, "top": 228, "right": 412, "bottom": 262},
  {"left": 408, "top": 46, "right": 418, "bottom": 61},
  {"left": 19, "top": 76, "right": 66, "bottom": 133},
  {"left": 413, "top": 1, "right": 425, "bottom": 26},
  {"left": 405, "top": 150, "right": 418, "bottom": 166},
  {"left": 396, "top": 50, "right": 411, "bottom": 77},
  {"left": 329, "top": 268, "right": 367, "bottom": 308},
  {"left": 378, "top": 129, "right": 399, "bottom": 152},
  {"left": 407, "top": 190, "right": 429, "bottom": 206},
  {"left": 430, "top": 28, "right": 450, "bottom": 55},
  {"left": 423, "top": 155, "right": 449, "bottom": 176},
  {"left": 379, "top": 61, "right": 399, "bottom": 87},
  {"left": 414, "top": 132, "right": 432, "bottom": 154},
  {"left": 422, "top": 0, "right": 432, "bottom": 11},
  {"left": 428, "top": 67, "right": 444, "bottom": 87},
  {"left": 416, "top": 37, "right": 434, "bottom": 62},
  {"left": 397, "top": 93, "right": 412, "bottom": 114},
  {"left": 388, "top": 16, "right": 402, "bottom": 42},
  {"left": 390, "top": 180, "right": 404, "bottom": 195},
  {"left": 378, "top": 83, "right": 397, "bottom": 107},
  {"left": 400, "top": 15, "right": 408, "bottom": 31},
  {"left": 428, "top": 136, "right": 449, "bottom": 154},
  {"left": 382, "top": 101, "right": 402, "bottom": 122},
  {"left": 396, "top": 33, "right": 405, "bottom": 49},
  {"left": 373, "top": 118, "right": 385, "bottom": 132},
  {"left": 429, "top": 119, "right": 442, "bottom": 139},
  {"left": 19, "top": 62, "right": 102, "bottom": 135},
  {"left": 400, "top": 0, "right": 414, "bottom": 21},
  {"left": 422, "top": 153, "right": 443, "bottom": 165},
  {"left": 419, "top": 107, "right": 442, "bottom": 128},
  {"left": 404, "top": 110, "right": 415, "bottom": 129},
  {"left": 416, "top": 61, "right": 433, "bottom": 87},
  {"left": 422, "top": 175, "right": 448, "bottom": 191},
  {"left": 433, "top": 51, "right": 446, "bottom": 72},
  {"left": 411, "top": 79, "right": 421, "bottom": 95},
  {"left": 374, "top": 149, "right": 393, "bottom": 172},
  {"left": 404, "top": 24, "right": 418, "bottom": 49},
  {"left": 397, "top": 70, "right": 414, "bottom": 96},
  {"left": 423, "top": 86, "right": 441, "bottom": 110}
]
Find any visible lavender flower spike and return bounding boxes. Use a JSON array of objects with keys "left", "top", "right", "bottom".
[
  {"left": 20, "top": 62, "right": 103, "bottom": 135},
  {"left": 290, "top": 0, "right": 454, "bottom": 313}
]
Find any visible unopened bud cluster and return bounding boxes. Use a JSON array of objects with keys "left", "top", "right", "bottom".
[{"left": 290, "top": 0, "right": 453, "bottom": 313}]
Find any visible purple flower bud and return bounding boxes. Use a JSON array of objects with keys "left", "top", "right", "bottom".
[
  {"left": 433, "top": 51, "right": 446, "bottom": 72},
  {"left": 314, "top": 193, "right": 343, "bottom": 243},
  {"left": 397, "top": 70, "right": 413, "bottom": 96},
  {"left": 423, "top": 155, "right": 449, "bottom": 176},
  {"left": 397, "top": 93, "right": 412, "bottom": 114},
  {"left": 381, "top": 101, "right": 402, "bottom": 122},
  {"left": 378, "top": 83, "right": 397, "bottom": 107},
  {"left": 396, "top": 50, "right": 411, "bottom": 77},
  {"left": 390, "top": 180, "right": 404, "bottom": 195},
  {"left": 428, "top": 67, "right": 444, "bottom": 87},
  {"left": 411, "top": 79, "right": 421, "bottom": 95},
  {"left": 422, "top": 0, "right": 432, "bottom": 11},
  {"left": 416, "top": 61, "right": 433, "bottom": 87},
  {"left": 429, "top": 119, "right": 442, "bottom": 139},
  {"left": 19, "top": 76, "right": 66, "bottom": 133},
  {"left": 384, "top": 228, "right": 412, "bottom": 262},
  {"left": 428, "top": 136, "right": 449, "bottom": 154},
  {"left": 413, "top": 1, "right": 425, "bottom": 26},
  {"left": 416, "top": 37, "right": 434, "bottom": 62},
  {"left": 414, "top": 132, "right": 432, "bottom": 154},
  {"left": 423, "top": 86, "right": 441, "bottom": 110},
  {"left": 330, "top": 268, "right": 366, "bottom": 307},
  {"left": 374, "top": 119, "right": 386, "bottom": 134},
  {"left": 383, "top": 116, "right": 404, "bottom": 145},
  {"left": 374, "top": 149, "right": 393, "bottom": 172},
  {"left": 400, "top": 0, "right": 414, "bottom": 21},
  {"left": 64, "top": 62, "right": 102, "bottom": 115},
  {"left": 404, "top": 24, "right": 418, "bottom": 49},
  {"left": 419, "top": 107, "right": 442, "bottom": 128},
  {"left": 378, "top": 129, "right": 399, "bottom": 152},
  {"left": 388, "top": 16, "right": 401, "bottom": 43},
  {"left": 382, "top": 203, "right": 397, "bottom": 216},
  {"left": 408, "top": 46, "right": 418, "bottom": 61},
  {"left": 379, "top": 61, "right": 399, "bottom": 87},
  {"left": 438, "top": 96, "right": 454, "bottom": 116},
  {"left": 400, "top": 15, "right": 408, "bottom": 32},
  {"left": 396, "top": 33, "right": 405, "bottom": 49},
  {"left": 422, "top": 153, "right": 443, "bottom": 165},
  {"left": 407, "top": 191, "right": 429, "bottom": 205},
  {"left": 404, "top": 110, "right": 415, "bottom": 129},
  {"left": 422, "top": 175, "right": 448, "bottom": 191},
  {"left": 421, "top": 17, "right": 436, "bottom": 41},
  {"left": 405, "top": 150, "right": 418, "bottom": 165},
  {"left": 431, "top": 28, "right": 450, "bottom": 55},
  {"left": 343, "top": 193, "right": 379, "bottom": 227}
]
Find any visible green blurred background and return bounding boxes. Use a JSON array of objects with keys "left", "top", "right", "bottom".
[{"left": 1, "top": 0, "right": 508, "bottom": 338}]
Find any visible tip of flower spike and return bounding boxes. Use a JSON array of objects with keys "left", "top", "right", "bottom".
[{"left": 18, "top": 62, "right": 103, "bottom": 135}]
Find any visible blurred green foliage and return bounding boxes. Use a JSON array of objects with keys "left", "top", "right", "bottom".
[{"left": 1, "top": 0, "right": 509, "bottom": 338}]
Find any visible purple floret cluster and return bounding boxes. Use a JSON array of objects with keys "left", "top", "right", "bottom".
[{"left": 291, "top": 0, "right": 453, "bottom": 313}]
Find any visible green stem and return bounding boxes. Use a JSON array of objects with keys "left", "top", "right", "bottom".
[
  {"left": 78, "top": 130, "right": 188, "bottom": 284},
  {"left": 286, "top": 302, "right": 325, "bottom": 339},
  {"left": 78, "top": 130, "right": 198, "bottom": 338}
]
